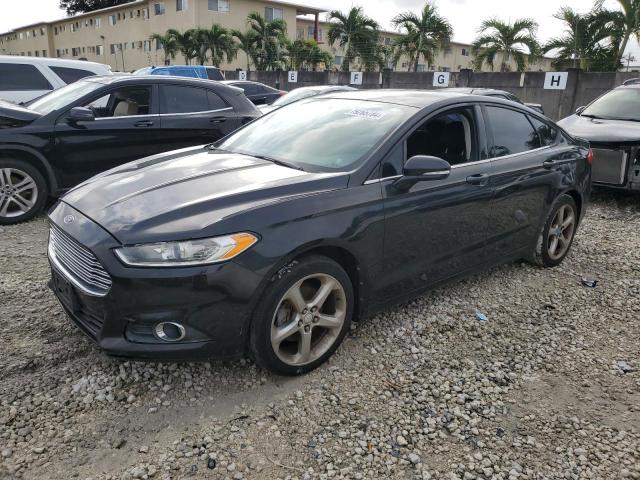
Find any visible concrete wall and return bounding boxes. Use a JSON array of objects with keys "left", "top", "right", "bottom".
[{"left": 226, "top": 69, "right": 640, "bottom": 121}]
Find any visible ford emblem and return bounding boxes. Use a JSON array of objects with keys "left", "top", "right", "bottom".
[{"left": 63, "top": 215, "right": 75, "bottom": 224}]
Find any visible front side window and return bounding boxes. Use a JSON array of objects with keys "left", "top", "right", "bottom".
[
  {"left": 159, "top": 85, "right": 214, "bottom": 113},
  {"left": 485, "top": 106, "right": 540, "bottom": 157},
  {"left": 84, "top": 86, "right": 152, "bottom": 118},
  {"left": 0, "top": 63, "right": 53, "bottom": 91},
  {"left": 218, "top": 98, "right": 413, "bottom": 172},
  {"left": 406, "top": 107, "right": 477, "bottom": 166}
]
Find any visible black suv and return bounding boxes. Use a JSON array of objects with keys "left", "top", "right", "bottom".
[{"left": 0, "top": 75, "right": 260, "bottom": 223}]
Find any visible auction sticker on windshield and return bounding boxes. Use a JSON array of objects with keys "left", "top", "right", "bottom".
[{"left": 346, "top": 109, "right": 386, "bottom": 120}]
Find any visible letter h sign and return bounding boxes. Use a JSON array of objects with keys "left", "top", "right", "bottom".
[{"left": 544, "top": 72, "right": 568, "bottom": 90}]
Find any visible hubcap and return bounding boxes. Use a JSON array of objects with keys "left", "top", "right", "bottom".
[
  {"left": 271, "top": 273, "right": 346, "bottom": 367},
  {"left": 0, "top": 168, "right": 38, "bottom": 218},
  {"left": 547, "top": 204, "right": 576, "bottom": 260}
]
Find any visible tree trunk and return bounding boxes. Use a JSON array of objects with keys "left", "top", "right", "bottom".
[{"left": 616, "top": 30, "right": 630, "bottom": 69}]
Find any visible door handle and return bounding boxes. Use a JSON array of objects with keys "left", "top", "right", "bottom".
[
  {"left": 134, "top": 120, "right": 154, "bottom": 127},
  {"left": 466, "top": 173, "right": 490, "bottom": 185},
  {"left": 209, "top": 116, "right": 227, "bottom": 123}
]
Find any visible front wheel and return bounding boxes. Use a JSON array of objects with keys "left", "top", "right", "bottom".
[
  {"left": 249, "top": 256, "right": 354, "bottom": 376},
  {"left": 0, "top": 159, "right": 48, "bottom": 225},
  {"left": 529, "top": 194, "right": 578, "bottom": 267}
]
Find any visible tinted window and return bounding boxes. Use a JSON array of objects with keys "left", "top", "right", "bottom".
[
  {"left": 218, "top": 98, "right": 412, "bottom": 172},
  {"left": 49, "top": 66, "right": 95, "bottom": 84},
  {"left": 529, "top": 116, "right": 558, "bottom": 146},
  {"left": 206, "top": 68, "right": 224, "bottom": 81},
  {"left": 160, "top": 85, "right": 209, "bottom": 113},
  {"left": 407, "top": 108, "right": 477, "bottom": 165},
  {"left": 85, "top": 86, "right": 151, "bottom": 117},
  {"left": 486, "top": 106, "right": 540, "bottom": 157},
  {"left": 0, "top": 63, "right": 52, "bottom": 91},
  {"left": 207, "top": 91, "right": 227, "bottom": 110},
  {"left": 238, "top": 83, "right": 258, "bottom": 95},
  {"left": 380, "top": 143, "right": 404, "bottom": 178}
]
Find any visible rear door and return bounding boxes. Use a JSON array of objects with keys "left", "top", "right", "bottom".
[
  {"left": 483, "top": 104, "right": 573, "bottom": 258},
  {"left": 0, "top": 62, "right": 57, "bottom": 104},
  {"left": 53, "top": 84, "right": 161, "bottom": 187},
  {"left": 158, "top": 84, "right": 240, "bottom": 150},
  {"left": 380, "top": 105, "right": 495, "bottom": 301}
]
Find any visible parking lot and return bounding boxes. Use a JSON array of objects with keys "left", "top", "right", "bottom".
[{"left": 0, "top": 189, "right": 637, "bottom": 480}]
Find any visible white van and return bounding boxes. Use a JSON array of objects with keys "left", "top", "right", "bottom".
[{"left": 0, "top": 56, "right": 112, "bottom": 104}]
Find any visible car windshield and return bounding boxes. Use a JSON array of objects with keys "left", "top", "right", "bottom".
[
  {"left": 271, "top": 88, "right": 321, "bottom": 107},
  {"left": 218, "top": 98, "right": 413, "bottom": 172},
  {"left": 28, "top": 80, "right": 103, "bottom": 115},
  {"left": 581, "top": 88, "right": 640, "bottom": 121}
]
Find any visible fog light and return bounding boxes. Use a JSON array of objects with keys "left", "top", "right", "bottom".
[{"left": 154, "top": 322, "right": 186, "bottom": 342}]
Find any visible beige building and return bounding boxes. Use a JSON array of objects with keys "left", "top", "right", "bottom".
[{"left": 1, "top": 0, "right": 553, "bottom": 72}]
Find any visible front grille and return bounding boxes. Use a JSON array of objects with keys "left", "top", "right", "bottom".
[{"left": 48, "top": 223, "right": 112, "bottom": 296}]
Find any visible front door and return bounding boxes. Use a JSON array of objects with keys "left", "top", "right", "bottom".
[
  {"left": 379, "top": 106, "right": 494, "bottom": 302},
  {"left": 53, "top": 84, "right": 161, "bottom": 188}
]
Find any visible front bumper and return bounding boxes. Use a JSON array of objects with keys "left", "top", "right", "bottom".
[{"left": 47, "top": 202, "right": 264, "bottom": 360}]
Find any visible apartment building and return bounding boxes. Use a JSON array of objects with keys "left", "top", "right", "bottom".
[{"left": 0, "top": 0, "right": 553, "bottom": 72}]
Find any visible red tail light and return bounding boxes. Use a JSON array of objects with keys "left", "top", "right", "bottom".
[{"left": 586, "top": 149, "right": 594, "bottom": 165}]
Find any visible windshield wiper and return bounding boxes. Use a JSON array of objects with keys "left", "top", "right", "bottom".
[
  {"left": 251, "top": 154, "right": 305, "bottom": 171},
  {"left": 579, "top": 113, "right": 602, "bottom": 119}
]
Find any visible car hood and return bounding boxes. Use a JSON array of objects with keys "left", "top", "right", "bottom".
[
  {"left": 258, "top": 104, "right": 278, "bottom": 114},
  {"left": 0, "top": 99, "right": 42, "bottom": 124},
  {"left": 61, "top": 146, "right": 348, "bottom": 244},
  {"left": 558, "top": 114, "right": 640, "bottom": 145}
]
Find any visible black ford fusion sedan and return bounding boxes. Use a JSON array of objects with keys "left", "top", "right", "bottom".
[{"left": 48, "top": 90, "right": 592, "bottom": 375}]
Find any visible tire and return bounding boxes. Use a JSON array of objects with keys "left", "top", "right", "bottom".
[
  {"left": 0, "top": 158, "right": 48, "bottom": 225},
  {"left": 529, "top": 194, "right": 578, "bottom": 268},
  {"left": 249, "top": 255, "right": 354, "bottom": 376}
]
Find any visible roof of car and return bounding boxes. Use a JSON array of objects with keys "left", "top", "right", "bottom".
[
  {"left": 0, "top": 55, "right": 110, "bottom": 71},
  {"left": 445, "top": 87, "right": 514, "bottom": 96},
  {"left": 82, "top": 74, "right": 244, "bottom": 93},
  {"left": 319, "top": 89, "right": 471, "bottom": 108}
]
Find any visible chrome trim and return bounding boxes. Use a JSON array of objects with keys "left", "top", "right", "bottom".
[
  {"left": 363, "top": 175, "right": 402, "bottom": 185},
  {"left": 451, "top": 158, "right": 493, "bottom": 169},
  {"left": 48, "top": 225, "right": 111, "bottom": 297},
  {"left": 154, "top": 322, "right": 186, "bottom": 342},
  {"left": 158, "top": 107, "right": 232, "bottom": 116},
  {"left": 420, "top": 170, "right": 450, "bottom": 176},
  {"left": 94, "top": 114, "right": 157, "bottom": 121},
  {"left": 489, "top": 145, "right": 552, "bottom": 161}
]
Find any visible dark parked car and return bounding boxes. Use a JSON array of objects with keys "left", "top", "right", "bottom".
[
  {"left": 221, "top": 80, "right": 285, "bottom": 105},
  {"left": 0, "top": 75, "right": 260, "bottom": 224},
  {"left": 259, "top": 85, "right": 357, "bottom": 113},
  {"left": 558, "top": 79, "right": 640, "bottom": 191},
  {"left": 445, "top": 88, "right": 545, "bottom": 115},
  {"left": 48, "top": 90, "right": 591, "bottom": 375}
]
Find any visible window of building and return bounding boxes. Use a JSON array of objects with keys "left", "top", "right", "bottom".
[
  {"left": 143, "top": 40, "right": 151, "bottom": 52},
  {"left": 34, "top": 51, "right": 40, "bottom": 57},
  {"left": 40, "top": 27, "right": 45, "bottom": 35},
  {"left": 96, "top": 45, "right": 104, "bottom": 55},
  {"left": 208, "top": 0, "right": 229, "bottom": 12},
  {"left": 95, "top": 18, "right": 101, "bottom": 28},
  {"left": 154, "top": 3, "right": 165, "bottom": 15},
  {"left": 42, "top": 50, "right": 47, "bottom": 57},
  {"left": 110, "top": 44, "right": 116, "bottom": 54},
  {"left": 416, "top": 64, "right": 425, "bottom": 72},
  {"left": 26, "top": 31, "right": 30, "bottom": 38},
  {"left": 265, "top": 6, "right": 283, "bottom": 21},
  {"left": 176, "top": 0, "right": 187, "bottom": 11},
  {"left": 461, "top": 48, "right": 469, "bottom": 56},
  {"left": 19, "top": 32, "right": 23, "bottom": 39},
  {"left": 296, "top": 28, "right": 304, "bottom": 40},
  {"left": 130, "top": 11, "right": 134, "bottom": 18},
  {"left": 334, "top": 56, "right": 343, "bottom": 65},
  {"left": 142, "top": 8, "right": 149, "bottom": 19},
  {"left": 71, "top": 47, "right": 79, "bottom": 56},
  {"left": 155, "top": 38, "right": 163, "bottom": 50},
  {"left": 109, "top": 15, "right": 116, "bottom": 26},
  {"left": 0, "top": 63, "right": 53, "bottom": 91},
  {"left": 54, "top": 26, "right": 58, "bottom": 35},
  {"left": 485, "top": 106, "right": 541, "bottom": 157},
  {"left": 32, "top": 29, "right": 37, "bottom": 37}
]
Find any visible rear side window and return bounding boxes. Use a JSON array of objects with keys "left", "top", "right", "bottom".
[
  {"left": 206, "top": 68, "right": 224, "bottom": 81},
  {"left": 485, "top": 106, "right": 540, "bottom": 157},
  {"left": 49, "top": 66, "right": 95, "bottom": 84},
  {"left": 160, "top": 85, "right": 210, "bottom": 113},
  {"left": 0, "top": 63, "right": 53, "bottom": 91},
  {"left": 529, "top": 116, "right": 559, "bottom": 146},
  {"left": 207, "top": 91, "right": 228, "bottom": 110},
  {"left": 239, "top": 83, "right": 258, "bottom": 95}
]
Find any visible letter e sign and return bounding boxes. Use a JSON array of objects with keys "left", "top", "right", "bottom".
[
  {"left": 288, "top": 71, "right": 298, "bottom": 83},
  {"left": 544, "top": 72, "right": 568, "bottom": 90},
  {"left": 238, "top": 71, "right": 247, "bottom": 81},
  {"left": 432, "top": 72, "right": 450, "bottom": 87}
]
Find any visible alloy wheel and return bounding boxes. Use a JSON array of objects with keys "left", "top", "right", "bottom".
[
  {"left": 547, "top": 204, "right": 576, "bottom": 261},
  {"left": 270, "top": 273, "right": 347, "bottom": 367},
  {"left": 0, "top": 168, "right": 38, "bottom": 218}
]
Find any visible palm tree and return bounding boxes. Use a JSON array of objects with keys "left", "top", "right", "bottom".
[
  {"left": 327, "top": 7, "right": 379, "bottom": 72},
  {"left": 544, "top": 7, "right": 623, "bottom": 71},
  {"left": 231, "top": 29, "right": 258, "bottom": 71},
  {"left": 306, "top": 40, "right": 333, "bottom": 71},
  {"left": 196, "top": 25, "right": 237, "bottom": 66},
  {"left": 165, "top": 28, "right": 199, "bottom": 64},
  {"left": 471, "top": 18, "right": 541, "bottom": 72},
  {"left": 246, "top": 12, "right": 287, "bottom": 70},
  {"left": 150, "top": 32, "right": 179, "bottom": 65},
  {"left": 392, "top": 3, "right": 453, "bottom": 72},
  {"left": 597, "top": 0, "right": 640, "bottom": 67}
]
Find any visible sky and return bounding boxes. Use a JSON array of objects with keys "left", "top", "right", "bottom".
[{"left": 2, "top": 0, "right": 639, "bottom": 61}]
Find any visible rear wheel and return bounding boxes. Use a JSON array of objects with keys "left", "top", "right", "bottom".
[
  {"left": 249, "top": 256, "right": 353, "bottom": 376},
  {"left": 0, "top": 159, "right": 47, "bottom": 225},
  {"left": 529, "top": 194, "right": 578, "bottom": 267}
]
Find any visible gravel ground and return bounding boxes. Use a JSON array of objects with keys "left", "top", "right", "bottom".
[{"left": 0, "top": 191, "right": 638, "bottom": 480}]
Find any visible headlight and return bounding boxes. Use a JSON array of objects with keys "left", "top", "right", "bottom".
[{"left": 114, "top": 233, "right": 258, "bottom": 267}]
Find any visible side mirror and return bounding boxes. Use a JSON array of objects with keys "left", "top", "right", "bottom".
[
  {"left": 393, "top": 155, "right": 451, "bottom": 190},
  {"left": 68, "top": 106, "right": 95, "bottom": 123},
  {"left": 575, "top": 106, "right": 586, "bottom": 115}
]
